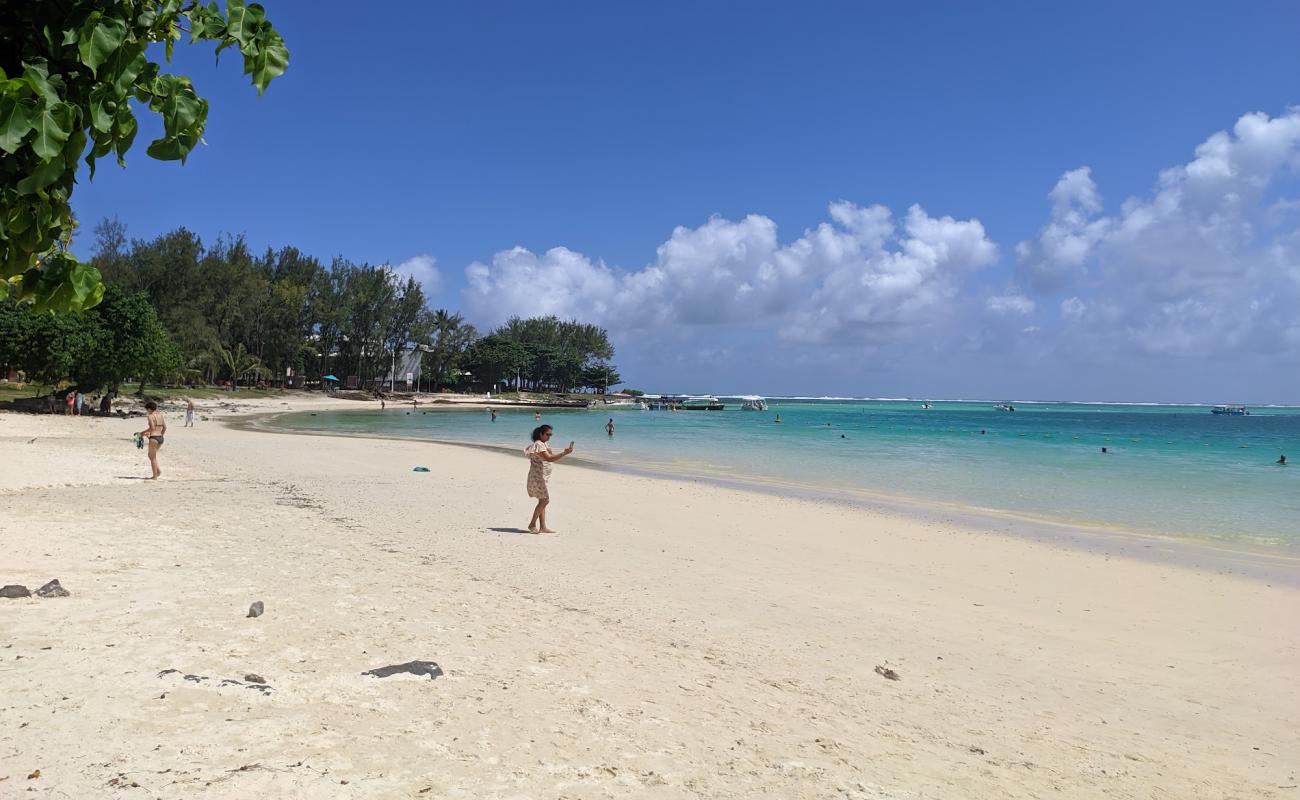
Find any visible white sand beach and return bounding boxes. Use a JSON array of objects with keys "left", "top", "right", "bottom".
[{"left": 2, "top": 399, "right": 1298, "bottom": 798}]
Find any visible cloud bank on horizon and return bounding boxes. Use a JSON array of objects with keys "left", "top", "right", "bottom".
[{"left": 455, "top": 110, "right": 1300, "bottom": 397}]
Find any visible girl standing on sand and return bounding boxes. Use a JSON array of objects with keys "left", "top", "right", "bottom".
[
  {"left": 524, "top": 424, "right": 573, "bottom": 533},
  {"left": 138, "top": 401, "right": 167, "bottom": 479}
]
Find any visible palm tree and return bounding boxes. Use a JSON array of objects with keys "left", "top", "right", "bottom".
[{"left": 203, "top": 343, "right": 272, "bottom": 391}]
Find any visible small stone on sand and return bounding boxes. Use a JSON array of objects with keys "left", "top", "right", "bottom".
[{"left": 35, "top": 579, "right": 70, "bottom": 598}]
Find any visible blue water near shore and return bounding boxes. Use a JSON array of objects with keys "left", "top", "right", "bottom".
[{"left": 267, "top": 399, "right": 1300, "bottom": 546}]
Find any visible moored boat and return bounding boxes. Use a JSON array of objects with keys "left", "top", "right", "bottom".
[
  {"left": 741, "top": 397, "right": 768, "bottom": 411},
  {"left": 994, "top": 402, "right": 1016, "bottom": 412},
  {"left": 1210, "top": 405, "right": 1249, "bottom": 416},
  {"left": 679, "top": 395, "right": 725, "bottom": 411},
  {"left": 588, "top": 399, "right": 647, "bottom": 410}
]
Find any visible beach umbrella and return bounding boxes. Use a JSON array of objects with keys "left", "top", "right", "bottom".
[{"left": 323, "top": 374, "right": 340, "bottom": 382}]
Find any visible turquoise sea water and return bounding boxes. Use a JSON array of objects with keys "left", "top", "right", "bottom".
[{"left": 265, "top": 399, "right": 1300, "bottom": 547}]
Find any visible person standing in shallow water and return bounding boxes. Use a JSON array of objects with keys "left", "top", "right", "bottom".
[
  {"left": 524, "top": 424, "right": 573, "bottom": 533},
  {"left": 606, "top": 418, "right": 615, "bottom": 436},
  {"left": 138, "top": 401, "right": 167, "bottom": 479}
]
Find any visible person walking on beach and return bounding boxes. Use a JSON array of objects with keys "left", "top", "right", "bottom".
[
  {"left": 606, "top": 418, "right": 615, "bottom": 437},
  {"left": 65, "top": 391, "right": 75, "bottom": 415},
  {"left": 138, "top": 401, "right": 167, "bottom": 479},
  {"left": 184, "top": 399, "right": 195, "bottom": 427},
  {"left": 74, "top": 390, "right": 84, "bottom": 416},
  {"left": 524, "top": 424, "right": 573, "bottom": 533}
]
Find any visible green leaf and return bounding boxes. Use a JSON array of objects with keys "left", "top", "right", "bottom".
[
  {"left": 79, "top": 15, "right": 129, "bottom": 73},
  {"left": 186, "top": 3, "right": 227, "bottom": 41},
  {"left": 30, "top": 103, "right": 74, "bottom": 160},
  {"left": 22, "top": 61, "right": 59, "bottom": 105},
  {"left": 226, "top": 0, "right": 255, "bottom": 46},
  {"left": 16, "top": 157, "right": 64, "bottom": 194},
  {"left": 247, "top": 33, "right": 289, "bottom": 94},
  {"left": 88, "top": 85, "right": 116, "bottom": 133},
  {"left": 0, "top": 95, "right": 36, "bottom": 153},
  {"left": 113, "top": 106, "right": 138, "bottom": 167},
  {"left": 103, "top": 42, "right": 147, "bottom": 95},
  {"left": 63, "top": 128, "right": 87, "bottom": 169}
]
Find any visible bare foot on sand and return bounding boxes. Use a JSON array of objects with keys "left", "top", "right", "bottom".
[{"left": 539, "top": 527, "right": 557, "bottom": 533}]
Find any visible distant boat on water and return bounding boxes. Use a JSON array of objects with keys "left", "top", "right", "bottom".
[
  {"left": 1211, "top": 405, "right": 1250, "bottom": 416},
  {"left": 588, "top": 398, "right": 646, "bottom": 410},
  {"left": 920, "top": 401, "right": 931, "bottom": 410},
  {"left": 994, "top": 402, "right": 1016, "bottom": 412},
  {"left": 741, "top": 397, "right": 768, "bottom": 411},
  {"left": 679, "top": 395, "right": 725, "bottom": 411}
]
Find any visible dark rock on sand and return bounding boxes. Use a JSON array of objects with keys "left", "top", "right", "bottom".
[
  {"left": 1, "top": 585, "right": 31, "bottom": 599},
  {"left": 362, "top": 660, "right": 444, "bottom": 680},
  {"left": 158, "top": 668, "right": 272, "bottom": 694},
  {"left": 244, "top": 673, "right": 266, "bottom": 684},
  {"left": 35, "top": 579, "right": 70, "bottom": 598},
  {"left": 247, "top": 601, "right": 264, "bottom": 618}
]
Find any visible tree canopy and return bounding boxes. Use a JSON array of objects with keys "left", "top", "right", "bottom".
[
  {"left": 1, "top": 220, "right": 626, "bottom": 395},
  {"left": 0, "top": 283, "right": 181, "bottom": 392},
  {"left": 1, "top": 0, "right": 288, "bottom": 313}
]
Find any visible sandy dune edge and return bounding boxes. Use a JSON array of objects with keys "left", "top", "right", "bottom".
[{"left": 1, "top": 405, "right": 1297, "bottom": 798}]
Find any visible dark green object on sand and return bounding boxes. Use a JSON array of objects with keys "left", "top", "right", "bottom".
[{"left": 413, "top": 466, "right": 431, "bottom": 472}]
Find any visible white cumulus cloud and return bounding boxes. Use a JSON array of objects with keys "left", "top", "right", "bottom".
[
  {"left": 1017, "top": 109, "right": 1300, "bottom": 360},
  {"left": 393, "top": 254, "right": 441, "bottom": 299},
  {"left": 461, "top": 202, "right": 999, "bottom": 348}
]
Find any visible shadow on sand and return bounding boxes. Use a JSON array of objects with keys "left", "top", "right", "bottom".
[{"left": 486, "top": 527, "right": 536, "bottom": 535}]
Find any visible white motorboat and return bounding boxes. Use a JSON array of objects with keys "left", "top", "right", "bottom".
[
  {"left": 679, "top": 395, "right": 725, "bottom": 411},
  {"left": 741, "top": 397, "right": 768, "bottom": 411},
  {"left": 588, "top": 399, "right": 647, "bottom": 410}
]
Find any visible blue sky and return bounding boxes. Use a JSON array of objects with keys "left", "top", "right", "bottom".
[{"left": 70, "top": 2, "right": 1300, "bottom": 402}]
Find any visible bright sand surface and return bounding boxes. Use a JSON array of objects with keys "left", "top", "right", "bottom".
[{"left": 2, "top": 397, "right": 1298, "bottom": 798}]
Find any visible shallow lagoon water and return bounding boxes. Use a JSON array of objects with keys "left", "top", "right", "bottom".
[{"left": 266, "top": 399, "right": 1300, "bottom": 546}]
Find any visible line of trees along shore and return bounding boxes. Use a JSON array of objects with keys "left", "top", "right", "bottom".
[{"left": 0, "top": 221, "right": 621, "bottom": 395}]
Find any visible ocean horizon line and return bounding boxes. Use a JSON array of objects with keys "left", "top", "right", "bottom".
[{"left": 677, "top": 395, "right": 1300, "bottom": 408}]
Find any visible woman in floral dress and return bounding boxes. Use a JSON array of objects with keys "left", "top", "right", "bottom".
[{"left": 525, "top": 424, "right": 573, "bottom": 533}]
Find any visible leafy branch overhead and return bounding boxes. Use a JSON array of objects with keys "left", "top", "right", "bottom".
[{"left": 0, "top": 1, "right": 288, "bottom": 313}]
